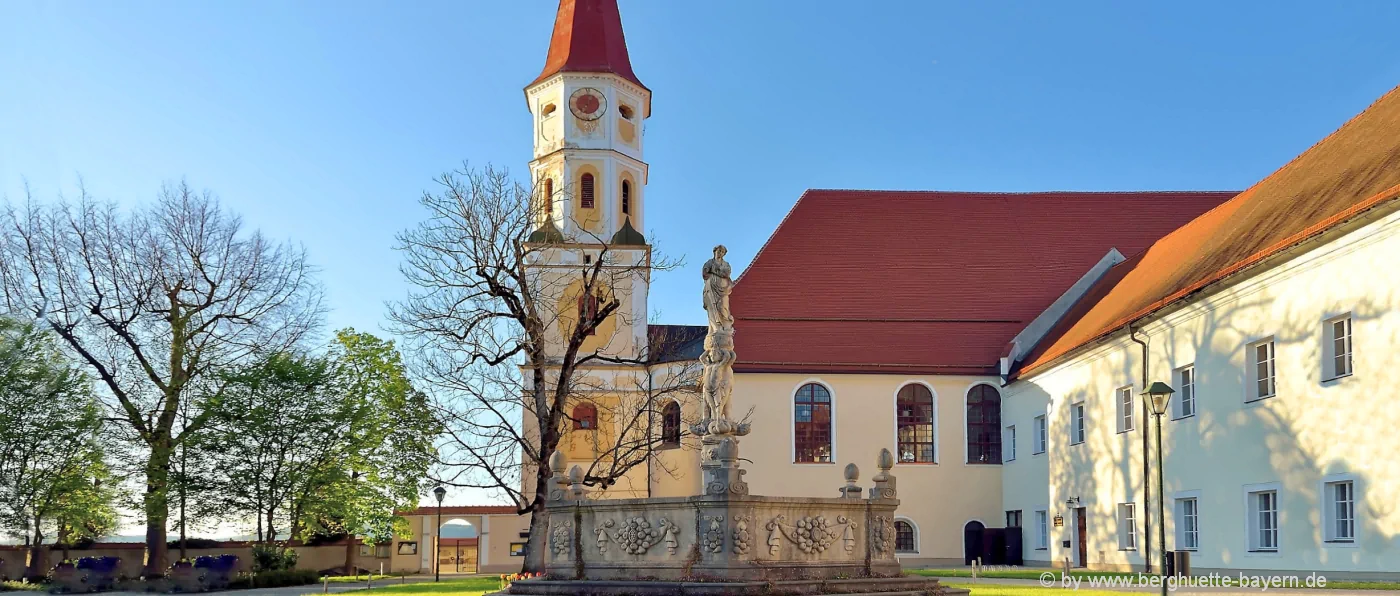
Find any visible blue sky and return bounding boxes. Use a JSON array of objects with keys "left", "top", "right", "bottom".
[
  {"left": 4, "top": 0, "right": 1399, "bottom": 338},
  {"left": 2, "top": 2, "right": 1399, "bottom": 516}
]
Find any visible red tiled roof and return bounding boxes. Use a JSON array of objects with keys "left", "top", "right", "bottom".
[
  {"left": 731, "top": 190, "right": 1235, "bottom": 375},
  {"left": 529, "top": 0, "right": 647, "bottom": 93},
  {"left": 396, "top": 505, "right": 518, "bottom": 517},
  {"left": 1017, "top": 85, "right": 1400, "bottom": 377}
]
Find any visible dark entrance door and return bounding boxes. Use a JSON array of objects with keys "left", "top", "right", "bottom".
[
  {"left": 1004, "top": 527, "right": 1024, "bottom": 565},
  {"left": 1075, "top": 508, "right": 1088, "bottom": 568},
  {"left": 963, "top": 521, "right": 985, "bottom": 565}
]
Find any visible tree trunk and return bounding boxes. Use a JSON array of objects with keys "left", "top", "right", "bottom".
[
  {"left": 344, "top": 537, "right": 356, "bottom": 576},
  {"left": 521, "top": 442, "right": 554, "bottom": 574},
  {"left": 144, "top": 440, "right": 174, "bottom": 577},
  {"left": 522, "top": 507, "right": 549, "bottom": 574},
  {"left": 25, "top": 520, "right": 45, "bottom": 580}
]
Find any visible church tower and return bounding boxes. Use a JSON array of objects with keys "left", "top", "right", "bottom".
[{"left": 525, "top": 0, "right": 653, "bottom": 364}]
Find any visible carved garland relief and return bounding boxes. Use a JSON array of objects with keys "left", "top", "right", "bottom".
[
  {"left": 550, "top": 520, "right": 572, "bottom": 557},
  {"left": 765, "top": 514, "right": 858, "bottom": 556},
  {"left": 595, "top": 517, "right": 680, "bottom": 556}
]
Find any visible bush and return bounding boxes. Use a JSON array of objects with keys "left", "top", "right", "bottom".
[
  {"left": 250, "top": 544, "right": 298, "bottom": 572},
  {"left": 227, "top": 569, "right": 320, "bottom": 589},
  {"left": 1, "top": 580, "right": 45, "bottom": 592},
  {"left": 167, "top": 538, "right": 222, "bottom": 550}
]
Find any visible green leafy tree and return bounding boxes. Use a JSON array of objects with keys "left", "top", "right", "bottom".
[
  {"left": 0, "top": 318, "right": 118, "bottom": 578},
  {"left": 0, "top": 185, "right": 324, "bottom": 575},
  {"left": 301, "top": 329, "right": 439, "bottom": 574},
  {"left": 207, "top": 329, "right": 437, "bottom": 574},
  {"left": 208, "top": 351, "right": 340, "bottom": 543}
]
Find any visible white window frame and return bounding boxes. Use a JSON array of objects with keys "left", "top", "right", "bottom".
[
  {"left": 1174, "top": 365, "right": 1196, "bottom": 419},
  {"left": 790, "top": 379, "right": 837, "bottom": 464},
  {"left": 1325, "top": 315, "right": 1353, "bottom": 381},
  {"left": 1321, "top": 474, "right": 1358, "bottom": 546},
  {"left": 1244, "top": 482, "right": 1281, "bottom": 554},
  {"left": 1245, "top": 338, "right": 1276, "bottom": 402},
  {"left": 1117, "top": 502, "right": 1137, "bottom": 550},
  {"left": 1115, "top": 385, "right": 1134, "bottom": 433},
  {"left": 1033, "top": 415, "right": 1047, "bottom": 454},
  {"left": 893, "top": 516, "right": 920, "bottom": 555},
  {"left": 1034, "top": 510, "right": 1049, "bottom": 550},
  {"left": 1070, "top": 402, "right": 1086, "bottom": 445},
  {"left": 1174, "top": 490, "right": 1201, "bottom": 551},
  {"left": 1005, "top": 425, "right": 1016, "bottom": 461}
]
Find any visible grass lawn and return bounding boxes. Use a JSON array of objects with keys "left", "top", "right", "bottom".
[
  {"left": 911, "top": 569, "right": 1139, "bottom": 581},
  {"left": 363, "top": 576, "right": 503, "bottom": 596},
  {"left": 943, "top": 581, "right": 1124, "bottom": 596},
  {"left": 918, "top": 570, "right": 1400, "bottom": 592}
]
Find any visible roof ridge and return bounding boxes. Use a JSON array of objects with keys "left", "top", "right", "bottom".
[
  {"left": 1137, "top": 84, "right": 1400, "bottom": 244},
  {"left": 733, "top": 188, "right": 813, "bottom": 286},
  {"left": 801, "top": 189, "right": 1239, "bottom": 197}
]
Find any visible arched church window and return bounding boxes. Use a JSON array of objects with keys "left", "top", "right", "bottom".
[
  {"left": 572, "top": 402, "right": 597, "bottom": 430},
  {"left": 577, "top": 291, "right": 600, "bottom": 336},
  {"left": 541, "top": 103, "right": 557, "bottom": 118},
  {"left": 894, "top": 520, "right": 917, "bottom": 553},
  {"left": 794, "top": 383, "right": 833, "bottom": 463},
  {"left": 896, "top": 384, "right": 935, "bottom": 463},
  {"left": 661, "top": 401, "right": 681, "bottom": 446},
  {"left": 543, "top": 178, "right": 554, "bottom": 215},
  {"left": 580, "top": 173, "right": 596, "bottom": 209},
  {"left": 966, "top": 384, "right": 1002, "bottom": 464},
  {"left": 618, "top": 104, "right": 635, "bottom": 120},
  {"left": 621, "top": 180, "right": 631, "bottom": 215}
]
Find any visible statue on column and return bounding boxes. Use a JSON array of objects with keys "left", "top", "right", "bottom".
[
  {"left": 699, "top": 245, "right": 744, "bottom": 436},
  {"left": 697, "top": 245, "right": 748, "bottom": 497}
]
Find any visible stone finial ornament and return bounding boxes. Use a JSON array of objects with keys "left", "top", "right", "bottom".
[
  {"left": 869, "top": 448, "right": 898, "bottom": 500},
  {"left": 567, "top": 464, "right": 588, "bottom": 500},
  {"left": 548, "top": 450, "right": 570, "bottom": 501},
  {"left": 839, "top": 463, "right": 861, "bottom": 498}
]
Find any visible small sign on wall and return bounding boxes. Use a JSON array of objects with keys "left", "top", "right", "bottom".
[
  {"left": 510, "top": 542, "right": 528, "bottom": 557},
  {"left": 1053, "top": 515, "right": 1064, "bottom": 527}
]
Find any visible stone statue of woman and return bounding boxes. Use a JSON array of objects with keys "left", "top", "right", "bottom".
[{"left": 701, "top": 245, "right": 733, "bottom": 333}]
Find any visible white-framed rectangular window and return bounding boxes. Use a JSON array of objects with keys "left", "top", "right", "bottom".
[
  {"left": 1246, "top": 487, "right": 1279, "bottom": 552},
  {"left": 1174, "top": 365, "right": 1195, "bottom": 419},
  {"left": 1176, "top": 496, "right": 1199, "bottom": 551},
  {"left": 1246, "top": 339, "right": 1276, "bottom": 401},
  {"left": 1034, "top": 510, "right": 1048, "bottom": 550},
  {"left": 1323, "top": 478, "right": 1356, "bottom": 543},
  {"left": 1005, "top": 425, "right": 1016, "bottom": 461},
  {"left": 1033, "top": 415, "right": 1047, "bottom": 454},
  {"left": 1115, "top": 386, "right": 1134, "bottom": 433},
  {"left": 1070, "top": 403, "right": 1086, "bottom": 445},
  {"left": 1326, "top": 315, "right": 1353, "bottom": 380},
  {"left": 1117, "top": 502, "right": 1137, "bottom": 550}
]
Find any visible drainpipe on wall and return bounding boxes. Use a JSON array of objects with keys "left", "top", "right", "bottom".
[{"left": 1128, "top": 324, "right": 1152, "bottom": 574}]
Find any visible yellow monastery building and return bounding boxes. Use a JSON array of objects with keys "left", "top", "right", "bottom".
[{"left": 390, "top": 0, "right": 1400, "bottom": 579}]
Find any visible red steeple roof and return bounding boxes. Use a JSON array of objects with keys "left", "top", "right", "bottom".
[{"left": 529, "top": 0, "right": 647, "bottom": 92}]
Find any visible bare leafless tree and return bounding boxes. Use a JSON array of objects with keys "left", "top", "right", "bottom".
[
  {"left": 0, "top": 181, "right": 324, "bottom": 575},
  {"left": 389, "top": 165, "right": 696, "bottom": 572}
]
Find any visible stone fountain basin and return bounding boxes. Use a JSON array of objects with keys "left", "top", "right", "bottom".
[{"left": 546, "top": 494, "right": 902, "bottom": 582}]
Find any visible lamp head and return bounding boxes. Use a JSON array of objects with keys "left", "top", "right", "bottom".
[
  {"left": 1141, "top": 381, "right": 1175, "bottom": 416},
  {"left": 433, "top": 486, "right": 447, "bottom": 504}
]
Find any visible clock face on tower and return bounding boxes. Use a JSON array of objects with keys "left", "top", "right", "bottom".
[{"left": 569, "top": 87, "right": 607, "bottom": 121}]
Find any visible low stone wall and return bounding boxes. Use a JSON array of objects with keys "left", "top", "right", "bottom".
[{"left": 0, "top": 541, "right": 382, "bottom": 580}]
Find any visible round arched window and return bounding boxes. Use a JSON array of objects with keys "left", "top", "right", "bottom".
[{"left": 794, "top": 383, "right": 832, "bottom": 463}]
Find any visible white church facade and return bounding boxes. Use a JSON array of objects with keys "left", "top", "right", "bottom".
[{"left": 486, "top": 0, "right": 1400, "bottom": 580}]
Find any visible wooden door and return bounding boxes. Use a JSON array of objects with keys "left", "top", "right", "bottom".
[
  {"left": 963, "top": 521, "right": 985, "bottom": 565},
  {"left": 1075, "top": 508, "right": 1088, "bottom": 568}
]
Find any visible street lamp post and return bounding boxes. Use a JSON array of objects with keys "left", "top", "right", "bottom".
[
  {"left": 433, "top": 486, "right": 446, "bottom": 583},
  {"left": 1142, "top": 382, "right": 1175, "bottom": 596}
]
